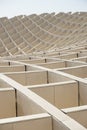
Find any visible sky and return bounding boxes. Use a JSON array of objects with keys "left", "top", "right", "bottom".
[{"left": 0, "top": 0, "right": 87, "bottom": 18}]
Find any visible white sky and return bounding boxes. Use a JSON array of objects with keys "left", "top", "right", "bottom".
[{"left": 0, "top": 0, "right": 87, "bottom": 18}]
